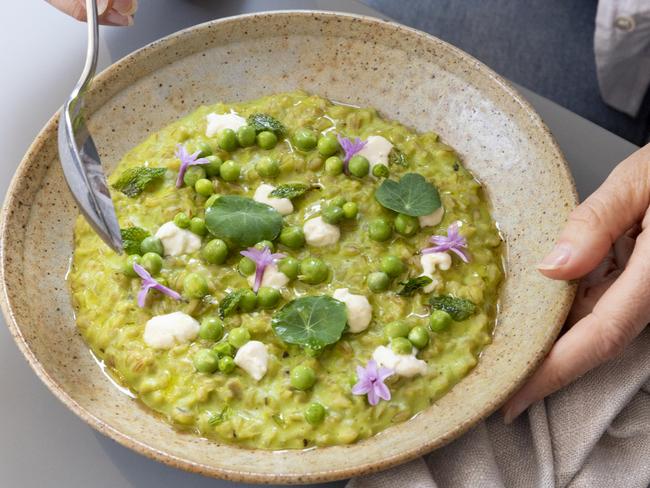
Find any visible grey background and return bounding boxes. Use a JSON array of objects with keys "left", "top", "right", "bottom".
[{"left": 0, "top": 1, "right": 638, "bottom": 487}]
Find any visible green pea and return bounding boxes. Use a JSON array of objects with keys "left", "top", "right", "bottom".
[
  {"left": 239, "top": 289, "right": 258, "bottom": 312},
  {"left": 368, "top": 218, "right": 392, "bottom": 241},
  {"left": 217, "top": 128, "right": 238, "bottom": 151},
  {"left": 300, "top": 257, "right": 329, "bottom": 285},
  {"left": 290, "top": 365, "right": 316, "bottom": 390},
  {"left": 183, "top": 272, "right": 209, "bottom": 298},
  {"left": 219, "top": 160, "right": 240, "bottom": 182},
  {"left": 408, "top": 325, "right": 430, "bottom": 349},
  {"left": 199, "top": 316, "right": 224, "bottom": 341},
  {"left": 348, "top": 155, "right": 370, "bottom": 177},
  {"left": 381, "top": 255, "right": 405, "bottom": 278},
  {"left": 122, "top": 255, "right": 142, "bottom": 277},
  {"left": 239, "top": 257, "right": 256, "bottom": 276},
  {"left": 257, "top": 287, "right": 281, "bottom": 309},
  {"left": 391, "top": 337, "right": 412, "bottom": 355},
  {"left": 255, "top": 240, "right": 275, "bottom": 252},
  {"left": 213, "top": 341, "right": 235, "bottom": 357},
  {"left": 228, "top": 327, "right": 250, "bottom": 348},
  {"left": 317, "top": 134, "right": 340, "bottom": 157},
  {"left": 196, "top": 141, "right": 213, "bottom": 157},
  {"left": 385, "top": 320, "right": 410, "bottom": 339},
  {"left": 189, "top": 217, "right": 207, "bottom": 236},
  {"left": 304, "top": 403, "right": 326, "bottom": 425},
  {"left": 237, "top": 125, "right": 257, "bottom": 147},
  {"left": 342, "top": 202, "right": 358, "bottom": 219},
  {"left": 394, "top": 213, "right": 419, "bottom": 236},
  {"left": 202, "top": 239, "right": 228, "bottom": 264},
  {"left": 330, "top": 196, "right": 347, "bottom": 208},
  {"left": 140, "top": 236, "right": 163, "bottom": 256},
  {"left": 193, "top": 349, "right": 220, "bottom": 373},
  {"left": 372, "top": 164, "right": 390, "bottom": 178},
  {"left": 194, "top": 178, "right": 214, "bottom": 197},
  {"left": 183, "top": 165, "right": 207, "bottom": 187},
  {"left": 173, "top": 212, "right": 190, "bottom": 229},
  {"left": 367, "top": 271, "right": 390, "bottom": 293},
  {"left": 279, "top": 226, "right": 305, "bottom": 249},
  {"left": 429, "top": 310, "right": 453, "bottom": 332},
  {"left": 321, "top": 205, "right": 344, "bottom": 224},
  {"left": 141, "top": 252, "right": 163, "bottom": 275},
  {"left": 257, "top": 130, "right": 278, "bottom": 149},
  {"left": 204, "top": 194, "right": 220, "bottom": 208},
  {"left": 293, "top": 128, "right": 318, "bottom": 151},
  {"left": 255, "top": 156, "right": 280, "bottom": 178},
  {"left": 325, "top": 156, "right": 344, "bottom": 175},
  {"left": 278, "top": 257, "right": 300, "bottom": 280},
  {"left": 218, "top": 355, "right": 236, "bottom": 373},
  {"left": 204, "top": 155, "right": 222, "bottom": 177}
]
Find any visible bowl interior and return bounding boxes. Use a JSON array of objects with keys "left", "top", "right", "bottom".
[{"left": 0, "top": 11, "right": 576, "bottom": 484}]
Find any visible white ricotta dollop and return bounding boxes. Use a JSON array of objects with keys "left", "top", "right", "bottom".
[
  {"left": 303, "top": 216, "right": 340, "bottom": 247},
  {"left": 154, "top": 221, "right": 202, "bottom": 256},
  {"left": 419, "top": 207, "right": 445, "bottom": 228},
  {"left": 247, "top": 263, "right": 289, "bottom": 290},
  {"left": 372, "top": 345, "right": 427, "bottom": 377},
  {"left": 143, "top": 312, "right": 200, "bottom": 349},
  {"left": 420, "top": 251, "right": 451, "bottom": 293},
  {"left": 205, "top": 111, "right": 247, "bottom": 138},
  {"left": 234, "top": 341, "right": 269, "bottom": 381},
  {"left": 332, "top": 288, "right": 372, "bottom": 333},
  {"left": 356, "top": 135, "right": 393, "bottom": 169},
  {"left": 253, "top": 184, "right": 294, "bottom": 216}
]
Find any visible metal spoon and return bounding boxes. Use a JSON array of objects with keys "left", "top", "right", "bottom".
[{"left": 57, "top": 0, "right": 123, "bottom": 253}]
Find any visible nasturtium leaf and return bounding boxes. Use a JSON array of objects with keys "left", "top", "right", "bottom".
[
  {"left": 205, "top": 195, "right": 283, "bottom": 247},
  {"left": 375, "top": 173, "right": 441, "bottom": 217},
  {"left": 269, "top": 183, "right": 316, "bottom": 200},
  {"left": 112, "top": 167, "right": 166, "bottom": 197},
  {"left": 120, "top": 226, "right": 150, "bottom": 255},
  {"left": 271, "top": 296, "right": 347, "bottom": 350},
  {"left": 429, "top": 295, "right": 477, "bottom": 321},
  {"left": 397, "top": 276, "right": 433, "bottom": 296},
  {"left": 247, "top": 113, "right": 286, "bottom": 136},
  {"left": 219, "top": 289, "right": 245, "bottom": 319}
]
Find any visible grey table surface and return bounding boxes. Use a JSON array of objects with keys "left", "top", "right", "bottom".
[{"left": 0, "top": 1, "right": 639, "bottom": 487}]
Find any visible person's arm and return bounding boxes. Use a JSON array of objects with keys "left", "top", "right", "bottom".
[
  {"left": 45, "top": 0, "right": 137, "bottom": 26},
  {"left": 503, "top": 144, "right": 650, "bottom": 422}
]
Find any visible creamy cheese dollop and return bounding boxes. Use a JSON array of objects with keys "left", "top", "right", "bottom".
[
  {"left": 420, "top": 251, "right": 451, "bottom": 293},
  {"left": 253, "top": 184, "right": 294, "bottom": 216},
  {"left": 419, "top": 207, "right": 445, "bottom": 228},
  {"left": 155, "top": 221, "right": 202, "bottom": 256},
  {"left": 303, "top": 216, "right": 340, "bottom": 247},
  {"left": 332, "top": 288, "right": 372, "bottom": 333},
  {"left": 234, "top": 341, "right": 269, "bottom": 381},
  {"left": 356, "top": 135, "right": 393, "bottom": 169},
  {"left": 372, "top": 345, "right": 427, "bottom": 377},
  {"left": 143, "top": 312, "right": 200, "bottom": 349},
  {"left": 247, "top": 263, "right": 289, "bottom": 290},
  {"left": 205, "top": 111, "right": 247, "bottom": 138}
]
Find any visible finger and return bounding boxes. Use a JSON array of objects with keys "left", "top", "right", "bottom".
[
  {"left": 503, "top": 227, "right": 650, "bottom": 423},
  {"left": 538, "top": 144, "right": 650, "bottom": 280},
  {"left": 100, "top": 9, "right": 133, "bottom": 26},
  {"left": 46, "top": 0, "right": 86, "bottom": 21}
]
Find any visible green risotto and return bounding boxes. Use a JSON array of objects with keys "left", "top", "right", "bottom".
[{"left": 70, "top": 91, "right": 504, "bottom": 449}]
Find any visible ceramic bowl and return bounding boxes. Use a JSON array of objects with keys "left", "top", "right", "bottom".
[{"left": 0, "top": 11, "right": 576, "bottom": 484}]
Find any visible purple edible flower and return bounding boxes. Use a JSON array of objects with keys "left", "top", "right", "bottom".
[
  {"left": 133, "top": 263, "right": 181, "bottom": 307},
  {"left": 421, "top": 222, "right": 470, "bottom": 262},
  {"left": 351, "top": 360, "right": 394, "bottom": 406},
  {"left": 175, "top": 144, "right": 211, "bottom": 188},
  {"left": 337, "top": 134, "right": 367, "bottom": 173},
  {"left": 239, "top": 246, "right": 286, "bottom": 293}
]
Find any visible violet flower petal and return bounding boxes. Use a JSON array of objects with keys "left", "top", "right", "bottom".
[
  {"left": 175, "top": 144, "right": 211, "bottom": 188},
  {"left": 240, "top": 246, "right": 286, "bottom": 293},
  {"left": 421, "top": 222, "right": 470, "bottom": 262},
  {"left": 351, "top": 359, "right": 394, "bottom": 406},
  {"left": 336, "top": 134, "right": 367, "bottom": 173},
  {"left": 132, "top": 263, "right": 181, "bottom": 307}
]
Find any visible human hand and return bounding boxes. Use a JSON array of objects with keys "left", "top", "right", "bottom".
[
  {"left": 502, "top": 144, "right": 650, "bottom": 423},
  {"left": 46, "top": 0, "right": 137, "bottom": 26}
]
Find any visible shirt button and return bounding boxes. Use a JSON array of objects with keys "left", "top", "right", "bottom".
[{"left": 614, "top": 16, "right": 635, "bottom": 32}]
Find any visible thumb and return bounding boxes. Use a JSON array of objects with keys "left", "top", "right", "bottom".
[{"left": 538, "top": 145, "right": 650, "bottom": 280}]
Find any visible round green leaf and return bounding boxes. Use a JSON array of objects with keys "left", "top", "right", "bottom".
[
  {"left": 205, "top": 195, "right": 283, "bottom": 247},
  {"left": 374, "top": 173, "right": 441, "bottom": 216}
]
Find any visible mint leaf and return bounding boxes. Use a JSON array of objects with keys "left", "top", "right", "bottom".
[
  {"left": 269, "top": 183, "right": 315, "bottom": 200},
  {"left": 272, "top": 296, "right": 347, "bottom": 349},
  {"left": 205, "top": 195, "right": 283, "bottom": 247},
  {"left": 120, "top": 226, "right": 150, "bottom": 255},
  {"left": 375, "top": 173, "right": 441, "bottom": 217},
  {"left": 219, "top": 290, "right": 245, "bottom": 319},
  {"left": 429, "top": 295, "right": 477, "bottom": 321},
  {"left": 397, "top": 276, "right": 432, "bottom": 296},
  {"left": 247, "top": 113, "right": 285, "bottom": 136},
  {"left": 112, "top": 167, "right": 166, "bottom": 197},
  {"left": 388, "top": 148, "right": 408, "bottom": 167}
]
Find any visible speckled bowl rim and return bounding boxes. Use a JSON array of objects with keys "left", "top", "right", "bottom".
[{"left": 0, "top": 10, "right": 577, "bottom": 484}]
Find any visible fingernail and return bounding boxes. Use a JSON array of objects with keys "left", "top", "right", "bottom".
[
  {"left": 103, "top": 10, "right": 133, "bottom": 26},
  {"left": 537, "top": 243, "right": 571, "bottom": 270},
  {"left": 97, "top": 0, "right": 110, "bottom": 15},
  {"left": 113, "top": 0, "right": 138, "bottom": 16}
]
